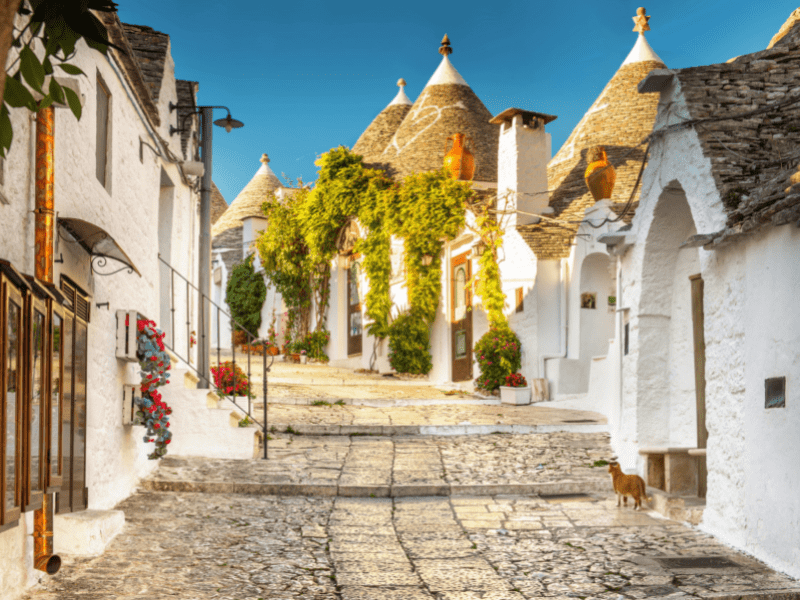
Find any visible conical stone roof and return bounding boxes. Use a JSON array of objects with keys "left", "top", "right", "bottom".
[
  {"left": 378, "top": 36, "right": 499, "bottom": 182},
  {"left": 519, "top": 11, "right": 666, "bottom": 260},
  {"left": 212, "top": 154, "right": 283, "bottom": 237},
  {"left": 353, "top": 79, "right": 413, "bottom": 167}
]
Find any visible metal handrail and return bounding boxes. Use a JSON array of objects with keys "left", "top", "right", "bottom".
[{"left": 158, "top": 254, "right": 271, "bottom": 459}]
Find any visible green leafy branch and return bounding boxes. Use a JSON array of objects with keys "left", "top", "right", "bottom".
[{"left": 1, "top": 0, "right": 120, "bottom": 157}]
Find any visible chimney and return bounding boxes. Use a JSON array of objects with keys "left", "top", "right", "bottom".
[{"left": 490, "top": 108, "right": 557, "bottom": 227}]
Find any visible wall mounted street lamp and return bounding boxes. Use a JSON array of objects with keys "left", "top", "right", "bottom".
[
  {"left": 169, "top": 102, "right": 244, "bottom": 388},
  {"left": 421, "top": 254, "right": 434, "bottom": 266}
]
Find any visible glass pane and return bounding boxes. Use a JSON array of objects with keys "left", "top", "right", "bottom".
[
  {"left": 72, "top": 321, "right": 87, "bottom": 510},
  {"left": 455, "top": 329, "right": 467, "bottom": 359},
  {"left": 58, "top": 316, "right": 73, "bottom": 514},
  {"left": 349, "top": 312, "right": 362, "bottom": 338},
  {"left": 31, "top": 310, "right": 45, "bottom": 492},
  {"left": 6, "top": 300, "right": 20, "bottom": 512},
  {"left": 455, "top": 267, "right": 466, "bottom": 308},
  {"left": 51, "top": 314, "right": 61, "bottom": 480},
  {"left": 348, "top": 264, "right": 360, "bottom": 306}
]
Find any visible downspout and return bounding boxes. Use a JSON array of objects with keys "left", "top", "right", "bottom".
[
  {"left": 539, "top": 258, "right": 569, "bottom": 397},
  {"left": 32, "top": 106, "right": 61, "bottom": 575}
]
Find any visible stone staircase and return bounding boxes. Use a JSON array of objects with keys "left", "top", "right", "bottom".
[{"left": 161, "top": 366, "right": 259, "bottom": 460}]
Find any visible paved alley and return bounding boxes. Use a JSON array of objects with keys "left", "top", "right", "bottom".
[{"left": 25, "top": 490, "right": 800, "bottom": 600}]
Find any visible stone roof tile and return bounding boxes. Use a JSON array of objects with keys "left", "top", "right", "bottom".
[
  {"left": 120, "top": 23, "right": 170, "bottom": 104},
  {"left": 673, "top": 16, "right": 800, "bottom": 245}
]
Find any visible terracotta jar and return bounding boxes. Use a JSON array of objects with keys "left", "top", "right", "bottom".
[
  {"left": 584, "top": 146, "right": 616, "bottom": 201},
  {"left": 443, "top": 133, "right": 475, "bottom": 181}
]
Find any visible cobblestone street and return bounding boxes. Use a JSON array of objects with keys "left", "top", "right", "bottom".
[
  {"left": 25, "top": 489, "right": 800, "bottom": 600},
  {"left": 22, "top": 365, "right": 800, "bottom": 599}
]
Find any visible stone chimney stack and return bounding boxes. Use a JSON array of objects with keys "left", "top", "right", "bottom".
[{"left": 491, "top": 108, "right": 557, "bottom": 227}]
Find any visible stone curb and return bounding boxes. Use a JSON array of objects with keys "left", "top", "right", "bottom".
[
  {"left": 142, "top": 478, "right": 609, "bottom": 498},
  {"left": 702, "top": 592, "right": 800, "bottom": 600},
  {"left": 271, "top": 423, "right": 608, "bottom": 436}
]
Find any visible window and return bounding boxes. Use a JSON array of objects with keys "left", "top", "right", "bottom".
[
  {"left": 56, "top": 278, "right": 89, "bottom": 514},
  {"left": 2, "top": 277, "right": 23, "bottom": 528},
  {"left": 0, "top": 263, "right": 66, "bottom": 530},
  {"left": 96, "top": 74, "right": 111, "bottom": 188}
]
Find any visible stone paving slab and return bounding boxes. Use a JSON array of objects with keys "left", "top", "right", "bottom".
[
  {"left": 25, "top": 491, "right": 800, "bottom": 599},
  {"left": 144, "top": 432, "right": 614, "bottom": 497}
]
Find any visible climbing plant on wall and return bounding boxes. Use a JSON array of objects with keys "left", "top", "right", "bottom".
[
  {"left": 257, "top": 188, "right": 314, "bottom": 345},
  {"left": 225, "top": 254, "right": 267, "bottom": 335},
  {"left": 470, "top": 199, "right": 508, "bottom": 329},
  {"left": 255, "top": 147, "right": 474, "bottom": 373}
]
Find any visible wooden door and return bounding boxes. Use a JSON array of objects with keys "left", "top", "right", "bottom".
[
  {"left": 451, "top": 252, "right": 472, "bottom": 382},
  {"left": 347, "top": 263, "right": 362, "bottom": 356},
  {"left": 690, "top": 274, "right": 707, "bottom": 498}
]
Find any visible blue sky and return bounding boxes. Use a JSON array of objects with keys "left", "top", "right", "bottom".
[{"left": 117, "top": 1, "right": 797, "bottom": 204}]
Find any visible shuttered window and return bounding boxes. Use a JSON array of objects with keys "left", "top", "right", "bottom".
[{"left": 57, "top": 278, "right": 89, "bottom": 514}]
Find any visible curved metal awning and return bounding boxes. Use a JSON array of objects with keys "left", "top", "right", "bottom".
[{"left": 57, "top": 217, "right": 142, "bottom": 277}]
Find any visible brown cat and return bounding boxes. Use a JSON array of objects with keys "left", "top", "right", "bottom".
[{"left": 607, "top": 462, "right": 651, "bottom": 510}]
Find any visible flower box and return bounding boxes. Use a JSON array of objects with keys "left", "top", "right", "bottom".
[
  {"left": 500, "top": 385, "right": 531, "bottom": 406},
  {"left": 116, "top": 310, "right": 146, "bottom": 362}
]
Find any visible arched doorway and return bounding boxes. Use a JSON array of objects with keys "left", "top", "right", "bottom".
[
  {"left": 578, "top": 252, "right": 616, "bottom": 369},
  {"left": 637, "top": 182, "right": 703, "bottom": 448}
]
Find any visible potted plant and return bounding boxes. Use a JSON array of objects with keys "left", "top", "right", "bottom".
[
  {"left": 210, "top": 361, "right": 254, "bottom": 405},
  {"left": 299, "top": 349, "right": 307, "bottom": 364},
  {"left": 500, "top": 372, "right": 531, "bottom": 405}
]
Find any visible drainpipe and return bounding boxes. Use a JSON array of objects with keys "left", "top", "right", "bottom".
[
  {"left": 32, "top": 106, "right": 61, "bottom": 575},
  {"left": 540, "top": 258, "right": 568, "bottom": 397}
]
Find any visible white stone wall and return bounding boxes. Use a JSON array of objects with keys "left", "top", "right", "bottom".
[
  {"left": 0, "top": 37, "right": 199, "bottom": 599},
  {"left": 614, "top": 78, "right": 799, "bottom": 578}
]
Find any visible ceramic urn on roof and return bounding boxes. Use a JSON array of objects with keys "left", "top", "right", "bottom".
[
  {"left": 520, "top": 8, "right": 667, "bottom": 260},
  {"left": 378, "top": 35, "right": 499, "bottom": 182}
]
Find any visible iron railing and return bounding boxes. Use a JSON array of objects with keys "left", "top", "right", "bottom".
[{"left": 158, "top": 255, "right": 272, "bottom": 459}]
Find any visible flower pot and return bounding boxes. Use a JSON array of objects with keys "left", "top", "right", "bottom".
[
  {"left": 267, "top": 346, "right": 280, "bottom": 356},
  {"left": 500, "top": 386, "right": 531, "bottom": 406},
  {"left": 290, "top": 353, "right": 300, "bottom": 363},
  {"left": 300, "top": 355, "right": 308, "bottom": 364}
]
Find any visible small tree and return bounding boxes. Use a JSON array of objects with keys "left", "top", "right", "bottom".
[{"left": 225, "top": 254, "right": 266, "bottom": 336}]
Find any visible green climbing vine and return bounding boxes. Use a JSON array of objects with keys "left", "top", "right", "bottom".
[
  {"left": 470, "top": 199, "right": 508, "bottom": 329},
  {"left": 255, "top": 146, "right": 475, "bottom": 374}
]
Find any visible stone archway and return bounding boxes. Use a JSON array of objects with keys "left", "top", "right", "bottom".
[{"left": 637, "top": 182, "right": 701, "bottom": 448}]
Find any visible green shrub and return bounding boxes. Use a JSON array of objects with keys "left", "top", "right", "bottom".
[
  {"left": 388, "top": 311, "right": 432, "bottom": 375},
  {"left": 226, "top": 255, "right": 267, "bottom": 335},
  {"left": 474, "top": 327, "right": 521, "bottom": 391},
  {"left": 304, "top": 329, "right": 330, "bottom": 362}
]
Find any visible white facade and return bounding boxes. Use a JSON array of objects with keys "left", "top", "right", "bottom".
[
  {"left": 0, "top": 26, "right": 202, "bottom": 599},
  {"left": 600, "top": 76, "right": 800, "bottom": 579}
]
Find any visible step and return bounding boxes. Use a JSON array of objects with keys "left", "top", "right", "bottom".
[
  {"left": 141, "top": 478, "right": 610, "bottom": 498},
  {"left": 161, "top": 384, "right": 258, "bottom": 460},
  {"left": 648, "top": 486, "right": 705, "bottom": 525},
  {"left": 266, "top": 422, "right": 608, "bottom": 436}
]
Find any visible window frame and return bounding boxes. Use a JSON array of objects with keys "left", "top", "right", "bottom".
[
  {"left": 56, "top": 276, "right": 90, "bottom": 514},
  {"left": 1, "top": 275, "right": 24, "bottom": 529},
  {"left": 47, "top": 302, "right": 64, "bottom": 493},
  {"left": 22, "top": 291, "right": 48, "bottom": 512}
]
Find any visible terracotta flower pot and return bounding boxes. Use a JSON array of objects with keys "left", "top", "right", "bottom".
[{"left": 267, "top": 346, "right": 280, "bottom": 356}]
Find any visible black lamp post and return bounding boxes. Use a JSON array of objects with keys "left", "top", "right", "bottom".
[{"left": 170, "top": 103, "right": 244, "bottom": 388}]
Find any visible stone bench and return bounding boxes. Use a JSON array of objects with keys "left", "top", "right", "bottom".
[{"left": 638, "top": 447, "right": 703, "bottom": 495}]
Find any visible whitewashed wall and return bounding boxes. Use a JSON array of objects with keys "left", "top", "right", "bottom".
[
  {"left": 614, "top": 77, "right": 799, "bottom": 578},
  {"left": 0, "top": 35, "right": 199, "bottom": 600}
]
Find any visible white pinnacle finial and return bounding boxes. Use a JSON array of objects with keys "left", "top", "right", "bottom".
[
  {"left": 261, "top": 153, "right": 270, "bottom": 164},
  {"left": 389, "top": 78, "right": 412, "bottom": 106}
]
